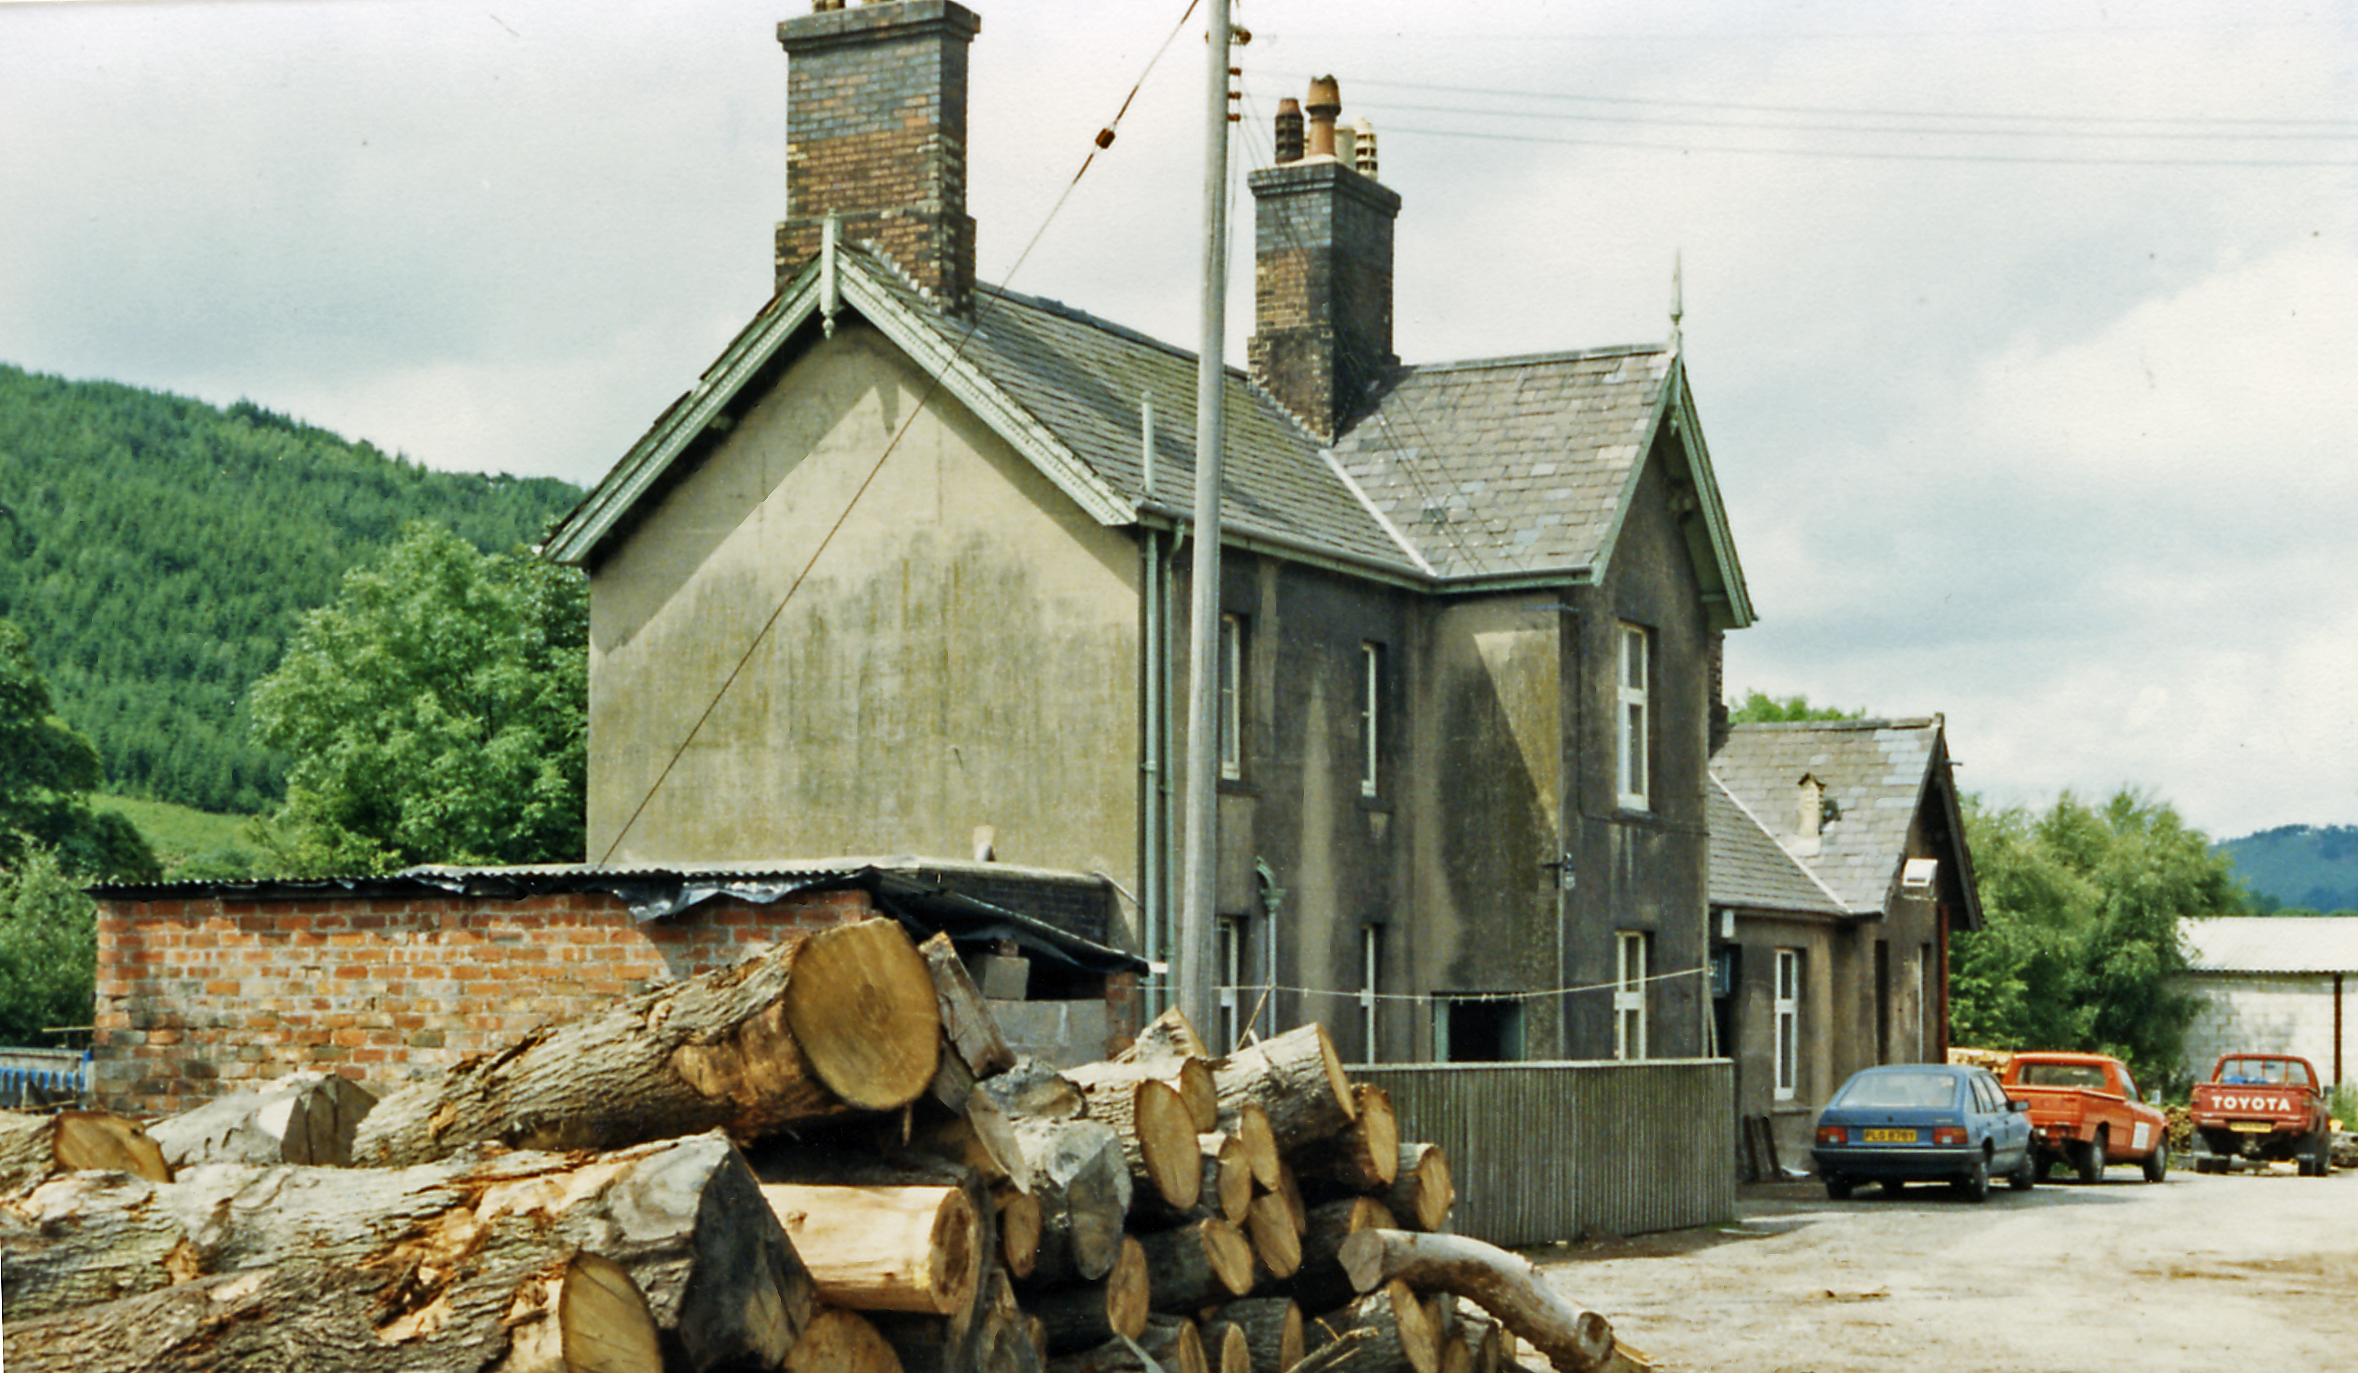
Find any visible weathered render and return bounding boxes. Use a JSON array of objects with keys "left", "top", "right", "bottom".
[
  {"left": 2177, "top": 916, "right": 2358, "bottom": 1091},
  {"left": 542, "top": 0, "right": 1756, "bottom": 1065},
  {"left": 1708, "top": 718, "right": 1982, "bottom": 1168}
]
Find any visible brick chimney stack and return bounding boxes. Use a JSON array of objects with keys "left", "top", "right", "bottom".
[
  {"left": 1248, "top": 76, "right": 1400, "bottom": 443},
  {"left": 776, "top": 0, "right": 981, "bottom": 313}
]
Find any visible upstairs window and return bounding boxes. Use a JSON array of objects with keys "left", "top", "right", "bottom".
[
  {"left": 1219, "top": 613, "right": 1245, "bottom": 780},
  {"left": 1359, "top": 924, "right": 1383, "bottom": 1061},
  {"left": 1359, "top": 641, "right": 1382, "bottom": 798},
  {"left": 1617, "top": 623, "right": 1650, "bottom": 810}
]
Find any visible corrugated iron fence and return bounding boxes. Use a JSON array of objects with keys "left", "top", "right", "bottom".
[
  {"left": 1354, "top": 1059, "right": 1734, "bottom": 1247},
  {"left": 0, "top": 1047, "right": 91, "bottom": 1106}
]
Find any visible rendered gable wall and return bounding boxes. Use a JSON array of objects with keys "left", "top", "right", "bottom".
[{"left": 586, "top": 323, "right": 1142, "bottom": 904}]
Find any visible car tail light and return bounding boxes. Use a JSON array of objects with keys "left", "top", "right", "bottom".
[
  {"left": 1933, "top": 1127, "right": 1968, "bottom": 1146},
  {"left": 1817, "top": 1126, "right": 1847, "bottom": 1146}
]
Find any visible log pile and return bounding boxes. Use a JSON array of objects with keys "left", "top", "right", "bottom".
[{"left": 1, "top": 916, "right": 1651, "bottom": 1373}]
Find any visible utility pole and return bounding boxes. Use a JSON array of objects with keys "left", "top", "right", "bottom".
[{"left": 1177, "top": 0, "right": 1231, "bottom": 1043}]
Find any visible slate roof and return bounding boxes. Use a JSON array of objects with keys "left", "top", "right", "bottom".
[
  {"left": 548, "top": 246, "right": 1750, "bottom": 619},
  {"left": 2182, "top": 916, "right": 2358, "bottom": 973},
  {"left": 1706, "top": 776, "right": 1851, "bottom": 917},
  {"left": 1709, "top": 718, "right": 1951, "bottom": 916},
  {"left": 1330, "top": 348, "right": 1676, "bottom": 580}
]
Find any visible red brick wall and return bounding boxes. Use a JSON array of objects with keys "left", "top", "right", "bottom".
[{"left": 92, "top": 887, "right": 877, "bottom": 1115}]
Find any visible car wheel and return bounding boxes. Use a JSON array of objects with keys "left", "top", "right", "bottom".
[
  {"left": 1954, "top": 1154, "right": 1991, "bottom": 1203},
  {"left": 2075, "top": 1131, "right": 2106, "bottom": 1184},
  {"left": 2307, "top": 1131, "right": 2332, "bottom": 1177},
  {"left": 2009, "top": 1148, "right": 2037, "bottom": 1192},
  {"left": 1825, "top": 1175, "right": 1853, "bottom": 1201},
  {"left": 2143, "top": 1136, "right": 2170, "bottom": 1183}
]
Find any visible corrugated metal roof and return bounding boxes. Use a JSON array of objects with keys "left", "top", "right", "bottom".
[
  {"left": 1709, "top": 719, "right": 1946, "bottom": 916},
  {"left": 1706, "top": 776, "right": 1851, "bottom": 917},
  {"left": 2182, "top": 916, "right": 2358, "bottom": 973}
]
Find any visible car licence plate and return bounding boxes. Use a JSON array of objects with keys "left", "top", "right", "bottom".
[
  {"left": 2230, "top": 1122, "right": 2271, "bottom": 1133},
  {"left": 1862, "top": 1128, "right": 1917, "bottom": 1144}
]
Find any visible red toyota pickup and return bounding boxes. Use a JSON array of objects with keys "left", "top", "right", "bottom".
[
  {"left": 2189, "top": 1054, "right": 2335, "bottom": 1176},
  {"left": 1998, "top": 1051, "right": 2171, "bottom": 1183}
]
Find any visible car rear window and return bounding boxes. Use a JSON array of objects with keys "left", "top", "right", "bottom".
[
  {"left": 2018, "top": 1063, "right": 2107, "bottom": 1089},
  {"left": 1836, "top": 1072, "right": 1959, "bottom": 1109}
]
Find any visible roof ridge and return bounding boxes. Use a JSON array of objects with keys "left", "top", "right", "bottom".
[
  {"left": 1728, "top": 716, "right": 1940, "bottom": 733},
  {"left": 1709, "top": 775, "right": 1852, "bottom": 911},
  {"left": 1385, "top": 344, "right": 1670, "bottom": 377}
]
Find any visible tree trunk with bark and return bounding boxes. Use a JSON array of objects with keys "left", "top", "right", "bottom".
[
  {"left": 1073, "top": 1074, "right": 1200, "bottom": 1213},
  {"left": 1246, "top": 1191, "right": 1304, "bottom": 1285},
  {"left": 788, "top": 1307, "right": 911, "bottom": 1373},
  {"left": 921, "top": 933, "right": 1019, "bottom": 1083},
  {"left": 0, "top": 1110, "right": 169, "bottom": 1194},
  {"left": 1027, "top": 1236, "right": 1149, "bottom": 1353},
  {"left": 1337, "top": 1231, "right": 1653, "bottom": 1373},
  {"left": 1202, "top": 1317, "right": 1254, "bottom": 1373},
  {"left": 353, "top": 917, "right": 941, "bottom": 1166},
  {"left": 1212, "top": 1027, "right": 1355, "bottom": 1154},
  {"left": 1289, "top": 1086, "right": 1397, "bottom": 1194},
  {"left": 146, "top": 1070, "right": 377, "bottom": 1169},
  {"left": 0, "top": 1132, "right": 812, "bottom": 1372},
  {"left": 1293, "top": 1199, "right": 1395, "bottom": 1318},
  {"left": 1208, "top": 1297, "right": 1304, "bottom": 1373},
  {"left": 1383, "top": 1145, "right": 1454, "bottom": 1233},
  {"left": 1009, "top": 1115, "right": 1132, "bottom": 1285},
  {"left": 1227, "top": 1101, "right": 1281, "bottom": 1191},
  {"left": 1138, "top": 1217, "right": 1256, "bottom": 1313},
  {"left": 995, "top": 1182, "right": 1045, "bottom": 1279},
  {"left": 0, "top": 1253, "right": 665, "bottom": 1373}
]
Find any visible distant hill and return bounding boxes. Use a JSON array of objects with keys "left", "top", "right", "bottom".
[
  {"left": 0, "top": 363, "right": 584, "bottom": 814},
  {"left": 2213, "top": 825, "right": 2358, "bottom": 914}
]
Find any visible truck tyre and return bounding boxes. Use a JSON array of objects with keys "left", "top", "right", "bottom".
[
  {"left": 2009, "top": 1149, "right": 2036, "bottom": 1192},
  {"left": 2142, "top": 1137, "right": 2169, "bottom": 1183},
  {"left": 1954, "top": 1154, "right": 1990, "bottom": 1203},
  {"left": 2075, "top": 1131, "right": 2106, "bottom": 1184},
  {"left": 2304, "top": 1131, "right": 2331, "bottom": 1177},
  {"left": 1882, "top": 1179, "right": 1908, "bottom": 1197},
  {"left": 1825, "top": 1175, "right": 1853, "bottom": 1200}
]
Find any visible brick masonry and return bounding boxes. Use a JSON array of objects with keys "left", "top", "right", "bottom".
[
  {"left": 776, "top": 0, "right": 979, "bottom": 311},
  {"left": 1247, "top": 159, "right": 1402, "bottom": 441},
  {"left": 91, "top": 887, "right": 881, "bottom": 1115}
]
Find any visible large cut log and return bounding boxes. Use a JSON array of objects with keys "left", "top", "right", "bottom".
[
  {"left": 1070, "top": 1057, "right": 1219, "bottom": 1136},
  {"left": 788, "top": 1307, "right": 910, "bottom": 1373},
  {"left": 1294, "top": 1199, "right": 1396, "bottom": 1316},
  {"left": 0, "top": 1109, "right": 169, "bottom": 1193},
  {"left": 1074, "top": 1073, "right": 1201, "bottom": 1213},
  {"left": 1047, "top": 1316, "right": 1205, "bottom": 1373},
  {"left": 1275, "top": 1161, "right": 1309, "bottom": 1236},
  {"left": 1209, "top": 1297, "right": 1304, "bottom": 1373},
  {"left": 1321, "top": 1280, "right": 1440, "bottom": 1373},
  {"left": 1384, "top": 1145, "right": 1455, "bottom": 1233},
  {"left": 0, "top": 1253, "right": 663, "bottom": 1373},
  {"left": 1029, "top": 1235, "right": 1149, "bottom": 1353},
  {"left": 761, "top": 1184, "right": 982, "bottom": 1315},
  {"left": 1010, "top": 1115, "right": 1132, "bottom": 1284},
  {"left": 1212, "top": 1026, "right": 1355, "bottom": 1154},
  {"left": 1138, "top": 1216, "right": 1256, "bottom": 1313},
  {"left": 1202, "top": 1315, "right": 1255, "bottom": 1373},
  {"left": 912, "top": 1089, "right": 1028, "bottom": 1188},
  {"left": 1229, "top": 1100, "right": 1281, "bottom": 1190},
  {"left": 0, "top": 1131, "right": 812, "bottom": 1372},
  {"left": 1246, "top": 1191, "right": 1303, "bottom": 1284},
  {"left": 922, "top": 933, "right": 1019, "bottom": 1081},
  {"left": 1289, "top": 1086, "right": 1397, "bottom": 1194},
  {"left": 996, "top": 1182, "right": 1045, "bottom": 1279},
  {"left": 146, "top": 1069, "right": 378, "bottom": 1169},
  {"left": 1337, "top": 1231, "right": 1652, "bottom": 1373},
  {"left": 353, "top": 916, "right": 940, "bottom": 1166},
  {"left": 1116, "top": 1006, "right": 1213, "bottom": 1065},
  {"left": 1182, "top": 1130, "right": 1252, "bottom": 1225},
  {"left": 980, "top": 1057, "right": 1087, "bottom": 1120}
]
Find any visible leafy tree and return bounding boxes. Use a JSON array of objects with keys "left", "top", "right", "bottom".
[
  {"left": 0, "top": 846, "right": 97, "bottom": 1043},
  {"left": 1728, "top": 690, "right": 1864, "bottom": 723},
  {"left": 1949, "top": 788, "right": 2240, "bottom": 1090},
  {"left": 248, "top": 523, "right": 587, "bottom": 875},
  {"left": 0, "top": 618, "right": 157, "bottom": 881}
]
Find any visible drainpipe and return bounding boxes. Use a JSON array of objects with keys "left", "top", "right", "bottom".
[{"left": 1139, "top": 397, "right": 1164, "bottom": 1012}]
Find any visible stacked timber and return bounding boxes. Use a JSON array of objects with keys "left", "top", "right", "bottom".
[{"left": 0, "top": 919, "right": 1649, "bottom": 1373}]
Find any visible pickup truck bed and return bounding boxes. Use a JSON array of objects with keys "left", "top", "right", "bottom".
[
  {"left": 2189, "top": 1054, "right": 2334, "bottom": 1176},
  {"left": 1999, "top": 1052, "right": 2170, "bottom": 1183}
]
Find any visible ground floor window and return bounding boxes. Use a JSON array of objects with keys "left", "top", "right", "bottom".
[
  {"left": 1216, "top": 916, "right": 1244, "bottom": 1053},
  {"left": 1615, "top": 931, "right": 1649, "bottom": 1060},
  {"left": 1437, "top": 996, "right": 1524, "bottom": 1062},
  {"left": 1774, "top": 948, "right": 1802, "bottom": 1101}
]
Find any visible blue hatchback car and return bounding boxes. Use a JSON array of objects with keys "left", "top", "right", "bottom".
[{"left": 1811, "top": 1063, "right": 2036, "bottom": 1202}]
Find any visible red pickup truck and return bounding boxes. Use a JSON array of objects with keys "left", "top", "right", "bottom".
[
  {"left": 2189, "top": 1054, "right": 2336, "bottom": 1176},
  {"left": 1998, "top": 1052, "right": 2171, "bottom": 1183}
]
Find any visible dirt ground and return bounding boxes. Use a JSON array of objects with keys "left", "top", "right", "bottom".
[{"left": 1532, "top": 1161, "right": 2358, "bottom": 1373}]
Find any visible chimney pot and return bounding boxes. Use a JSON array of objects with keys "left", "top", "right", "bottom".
[
  {"left": 1274, "top": 98, "right": 1304, "bottom": 163},
  {"left": 1305, "top": 74, "right": 1341, "bottom": 158}
]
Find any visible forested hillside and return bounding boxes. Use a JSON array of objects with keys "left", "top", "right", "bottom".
[
  {"left": 2215, "top": 824, "right": 2358, "bottom": 914},
  {"left": 0, "top": 363, "right": 583, "bottom": 814}
]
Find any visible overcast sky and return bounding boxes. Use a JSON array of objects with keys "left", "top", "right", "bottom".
[{"left": 3, "top": 0, "right": 2352, "bottom": 841}]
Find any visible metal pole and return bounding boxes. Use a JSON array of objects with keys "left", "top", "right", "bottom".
[{"left": 1177, "top": 0, "right": 1230, "bottom": 1041}]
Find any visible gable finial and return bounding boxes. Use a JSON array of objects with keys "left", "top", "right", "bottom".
[
  {"left": 1669, "top": 249, "right": 1684, "bottom": 350},
  {"left": 820, "top": 213, "right": 841, "bottom": 338}
]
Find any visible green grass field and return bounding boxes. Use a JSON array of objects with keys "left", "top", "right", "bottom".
[{"left": 90, "top": 795, "right": 258, "bottom": 878}]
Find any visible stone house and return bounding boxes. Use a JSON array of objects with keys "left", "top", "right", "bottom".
[
  {"left": 2179, "top": 916, "right": 2358, "bottom": 1091},
  {"left": 540, "top": 0, "right": 1754, "bottom": 1065},
  {"left": 1707, "top": 717, "right": 1981, "bottom": 1167}
]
